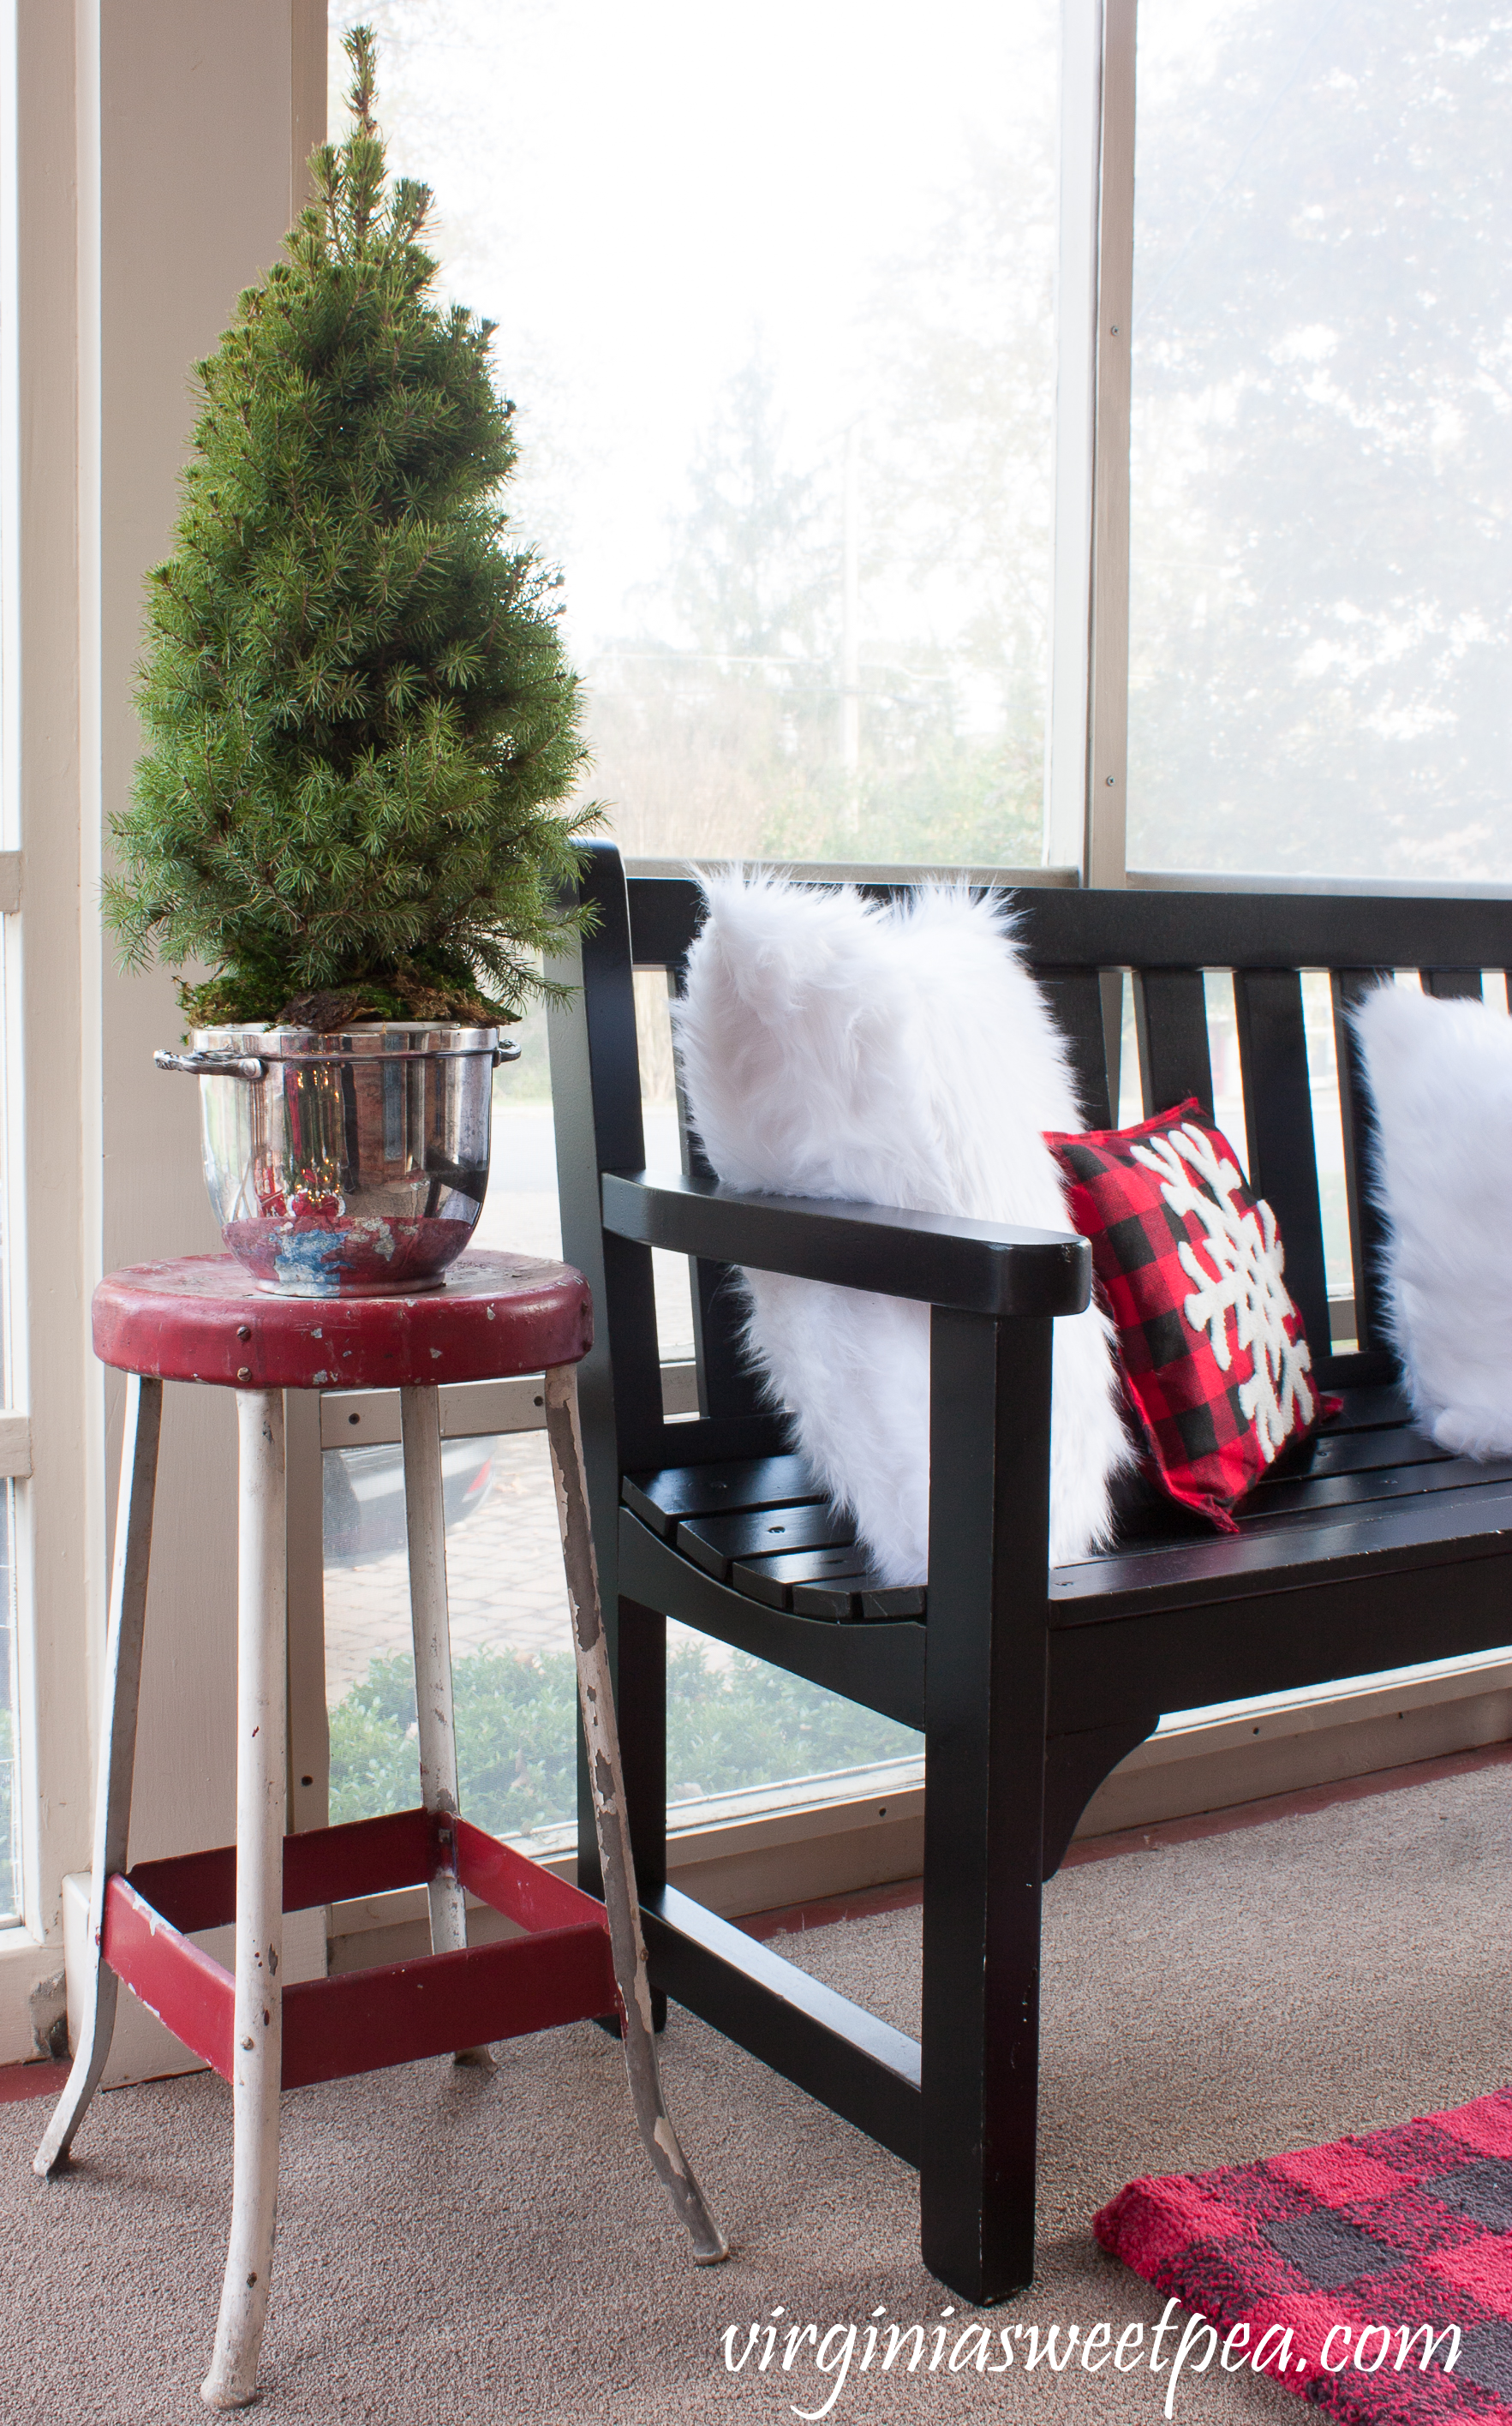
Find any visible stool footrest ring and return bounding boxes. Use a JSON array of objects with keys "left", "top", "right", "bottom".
[{"left": 102, "top": 1810, "right": 619, "bottom": 2089}]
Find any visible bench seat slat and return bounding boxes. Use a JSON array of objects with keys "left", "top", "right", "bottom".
[
  {"left": 631, "top": 1434, "right": 1512, "bottom": 1628},
  {"left": 623, "top": 1455, "right": 822, "bottom": 1539},
  {"left": 1323, "top": 1383, "right": 1410, "bottom": 1432},
  {"left": 733, "top": 1545, "right": 874, "bottom": 1608},
  {"left": 727, "top": 1544, "right": 929, "bottom": 1623},
  {"left": 1258, "top": 1427, "right": 1448, "bottom": 1484},
  {"left": 794, "top": 1577, "right": 925, "bottom": 1621},
  {"left": 678, "top": 1501, "right": 854, "bottom": 1580},
  {"left": 856, "top": 1586, "right": 929, "bottom": 1621},
  {"left": 1049, "top": 1468, "right": 1512, "bottom": 1621},
  {"left": 626, "top": 1417, "right": 1510, "bottom": 1628},
  {"left": 1236, "top": 1450, "right": 1512, "bottom": 1526}
]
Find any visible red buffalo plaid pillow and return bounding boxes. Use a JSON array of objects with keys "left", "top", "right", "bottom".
[{"left": 1045, "top": 1102, "right": 1332, "bottom": 1532}]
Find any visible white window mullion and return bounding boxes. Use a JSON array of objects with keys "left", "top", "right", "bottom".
[
  {"left": 1046, "top": 0, "right": 1136, "bottom": 896},
  {"left": 1085, "top": 0, "right": 1136, "bottom": 894},
  {"left": 1044, "top": 0, "right": 1102, "bottom": 877}
]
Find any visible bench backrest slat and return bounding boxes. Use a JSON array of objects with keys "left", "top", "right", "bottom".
[
  {"left": 1233, "top": 969, "right": 1331, "bottom": 1358},
  {"left": 667, "top": 965, "right": 770, "bottom": 1424},
  {"left": 1039, "top": 969, "right": 1114, "bottom": 1128},
  {"left": 1133, "top": 968, "right": 1215, "bottom": 1123},
  {"left": 553, "top": 847, "right": 1512, "bottom": 1481},
  {"left": 1331, "top": 968, "right": 1392, "bottom": 1356}
]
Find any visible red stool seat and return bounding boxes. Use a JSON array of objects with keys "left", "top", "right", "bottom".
[{"left": 90, "top": 1250, "right": 593, "bottom": 1391}]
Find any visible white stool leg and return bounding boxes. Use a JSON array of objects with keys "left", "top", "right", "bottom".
[
  {"left": 399, "top": 1384, "right": 467, "bottom": 1954},
  {"left": 202, "top": 1389, "right": 287, "bottom": 2410},
  {"left": 400, "top": 1387, "right": 493, "bottom": 2069},
  {"left": 34, "top": 1375, "right": 163, "bottom": 2177},
  {"left": 542, "top": 1365, "right": 727, "bottom": 2264}
]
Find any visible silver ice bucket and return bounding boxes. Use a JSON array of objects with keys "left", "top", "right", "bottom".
[{"left": 156, "top": 1024, "right": 517, "bottom": 1296}]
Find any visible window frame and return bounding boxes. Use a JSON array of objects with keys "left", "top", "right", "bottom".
[
  {"left": 302, "top": 0, "right": 1512, "bottom": 1932},
  {"left": 3, "top": 0, "right": 1505, "bottom": 2070}
]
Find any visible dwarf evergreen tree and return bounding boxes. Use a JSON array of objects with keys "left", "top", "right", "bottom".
[{"left": 105, "top": 25, "right": 596, "bottom": 1030}]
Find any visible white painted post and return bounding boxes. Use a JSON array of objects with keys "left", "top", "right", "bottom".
[
  {"left": 202, "top": 1389, "right": 287, "bottom": 2411},
  {"left": 33, "top": 1373, "right": 163, "bottom": 2176},
  {"left": 1048, "top": 0, "right": 1138, "bottom": 1094},
  {"left": 1044, "top": 0, "right": 1103, "bottom": 875},
  {"left": 1086, "top": 0, "right": 1138, "bottom": 894},
  {"left": 399, "top": 1383, "right": 468, "bottom": 1957}
]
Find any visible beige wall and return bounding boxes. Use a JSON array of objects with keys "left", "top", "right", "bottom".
[
  {"left": 6, "top": 0, "right": 92, "bottom": 1986},
  {"left": 0, "top": 3, "right": 324, "bottom": 2060},
  {"left": 93, "top": 3, "right": 325, "bottom": 1870}
]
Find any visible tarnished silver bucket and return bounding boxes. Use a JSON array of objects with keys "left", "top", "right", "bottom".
[{"left": 155, "top": 1024, "right": 517, "bottom": 1296}]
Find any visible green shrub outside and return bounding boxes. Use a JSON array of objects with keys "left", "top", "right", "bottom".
[{"left": 329, "top": 1636, "right": 919, "bottom": 1837}]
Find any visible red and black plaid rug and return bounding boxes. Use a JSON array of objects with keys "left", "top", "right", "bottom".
[{"left": 1095, "top": 2088, "right": 1512, "bottom": 2422}]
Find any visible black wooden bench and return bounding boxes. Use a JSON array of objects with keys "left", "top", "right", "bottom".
[{"left": 547, "top": 840, "right": 1512, "bottom": 2304}]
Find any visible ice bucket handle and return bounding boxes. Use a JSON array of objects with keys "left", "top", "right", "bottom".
[
  {"left": 156, "top": 1037, "right": 517, "bottom": 1074},
  {"left": 154, "top": 1049, "right": 266, "bottom": 1079}
]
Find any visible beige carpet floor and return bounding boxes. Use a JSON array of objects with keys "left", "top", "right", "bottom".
[{"left": 2, "top": 1760, "right": 1509, "bottom": 2425}]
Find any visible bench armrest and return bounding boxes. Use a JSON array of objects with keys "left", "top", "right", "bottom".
[{"left": 601, "top": 1170, "right": 1091, "bottom": 1319}]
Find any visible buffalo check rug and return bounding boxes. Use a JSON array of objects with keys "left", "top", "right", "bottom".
[{"left": 1094, "top": 2087, "right": 1512, "bottom": 2423}]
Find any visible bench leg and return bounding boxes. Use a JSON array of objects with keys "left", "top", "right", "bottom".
[
  {"left": 34, "top": 1376, "right": 164, "bottom": 2178},
  {"left": 202, "top": 1390, "right": 287, "bottom": 2410},
  {"left": 919, "top": 1308, "right": 1052, "bottom": 2304},
  {"left": 543, "top": 1364, "right": 727, "bottom": 2264}
]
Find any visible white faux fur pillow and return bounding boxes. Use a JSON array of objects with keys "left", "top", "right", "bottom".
[
  {"left": 1354, "top": 982, "right": 1512, "bottom": 1457},
  {"left": 670, "top": 875, "right": 1130, "bottom": 1582}
]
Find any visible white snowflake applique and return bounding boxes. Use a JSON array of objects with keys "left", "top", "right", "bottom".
[{"left": 1128, "top": 1122, "right": 1316, "bottom": 1461}]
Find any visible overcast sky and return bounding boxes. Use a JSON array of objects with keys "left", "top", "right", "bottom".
[{"left": 329, "top": 1, "right": 1058, "bottom": 654}]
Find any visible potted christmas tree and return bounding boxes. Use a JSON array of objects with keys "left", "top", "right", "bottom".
[{"left": 111, "top": 25, "right": 595, "bottom": 1294}]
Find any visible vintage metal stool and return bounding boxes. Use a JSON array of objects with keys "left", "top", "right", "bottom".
[{"left": 34, "top": 1250, "right": 725, "bottom": 2408}]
